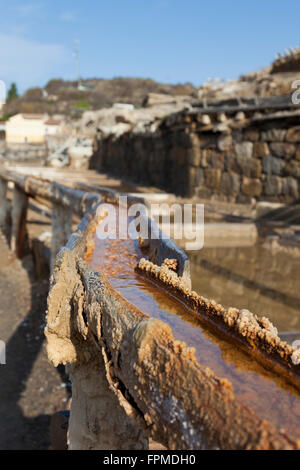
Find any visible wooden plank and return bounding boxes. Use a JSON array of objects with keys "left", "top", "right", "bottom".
[{"left": 10, "top": 185, "right": 28, "bottom": 258}]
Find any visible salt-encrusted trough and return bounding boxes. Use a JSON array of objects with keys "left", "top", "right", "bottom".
[
  {"left": 0, "top": 169, "right": 299, "bottom": 450},
  {"left": 45, "top": 201, "right": 300, "bottom": 450}
]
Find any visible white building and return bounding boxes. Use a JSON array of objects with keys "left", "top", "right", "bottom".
[
  {"left": 5, "top": 114, "right": 64, "bottom": 144},
  {"left": 44, "top": 118, "right": 63, "bottom": 136}
]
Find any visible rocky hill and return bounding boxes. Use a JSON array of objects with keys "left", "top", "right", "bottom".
[
  {"left": 198, "top": 49, "right": 300, "bottom": 101},
  {"left": 1, "top": 77, "right": 197, "bottom": 119}
]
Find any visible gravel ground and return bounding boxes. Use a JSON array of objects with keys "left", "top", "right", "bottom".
[{"left": 0, "top": 234, "right": 69, "bottom": 450}]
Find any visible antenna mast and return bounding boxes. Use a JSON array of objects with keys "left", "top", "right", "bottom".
[{"left": 73, "top": 39, "right": 80, "bottom": 84}]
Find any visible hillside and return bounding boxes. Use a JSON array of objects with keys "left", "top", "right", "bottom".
[{"left": 1, "top": 77, "right": 198, "bottom": 119}]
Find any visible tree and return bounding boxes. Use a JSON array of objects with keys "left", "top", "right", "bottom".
[{"left": 7, "top": 83, "right": 18, "bottom": 101}]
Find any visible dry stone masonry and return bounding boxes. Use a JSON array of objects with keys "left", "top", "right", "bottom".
[{"left": 90, "top": 96, "right": 300, "bottom": 203}]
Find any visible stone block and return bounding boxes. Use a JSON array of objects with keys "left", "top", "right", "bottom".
[
  {"left": 234, "top": 142, "right": 253, "bottom": 159},
  {"left": 224, "top": 153, "right": 236, "bottom": 172},
  {"left": 220, "top": 172, "right": 241, "bottom": 195},
  {"left": 296, "top": 145, "right": 300, "bottom": 161},
  {"left": 200, "top": 149, "right": 211, "bottom": 168},
  {"left": 187, "top": 167, "right": 196, "bottom": 195},
  {"left": 256, "top": 202, "right": 283, "bottom": 218},
  {"left": 195, "top": 187, "right": 213, "bottom": 199},
  {"left": 269, "top": 143, "right": 295, "bottom": 159},
  {"left": 243, "top": 129, "right": 260, "bottom": 142},
  {"left": 197, "top": 113, "right": 211, "bottom": 125},
  {"left": 183, "top": 132, "right": 213, "bottom": 149},
  {"left": 282, "top": 177, "right": 299, "bottom": 198},
  {"left": 261, "top": 129, "right": 286, "bottom": 142},
  {"left": 217, "top": 133, "right": 232, "bottom": 151},
  {"left": 187, "top": 147, "right": 201, "bottom": 166},
  {"left": 189, "top": 133, "right": 200, "bottom": 147},
  {"left": 232, "top": 130, "right": 243, "bottom": 143},
  {"left": 236, "top": 155, "right": 262, "bottom": 178},
  {"left": 241, "top": 177, "right": 262, "bottom": 197},
  {"left": 286, "top": 126, "right": 300, "bottom": 143},
  {"left": 236, "top": 194, "right": 254, "bottom": 204},
  {"left": 262, "top": 156, "right": 285, "bottom": 175},
  {"left": 196, "top": 167, "right": 204, "bottom": 185},
  {"left": 264, "top": 176, "right": 283, "bottom": 196},
  {"left": 210, "top": 151, "right": 225, "bottom": 169},
  {"left": 284, "top": 160, "right": 300, "bottom": 178},
  {"left": 253, "top": 142, "right": 270, "bottom": 159},
  {"left": 204, "top": 168, "right": 221, "bottom": 189}
]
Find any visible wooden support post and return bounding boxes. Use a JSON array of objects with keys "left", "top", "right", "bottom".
[
  {"left": 67, "top": 357, "right": 148, "bottom": 450},
  {"left": 11, "top": 185, "right": 28, "bottom": 258},
  {"left": 51, "top": 203, "right": 73, "bottom": 272},
  {"left": 0, "top": 178, "right": 8, "bottom": 231}
]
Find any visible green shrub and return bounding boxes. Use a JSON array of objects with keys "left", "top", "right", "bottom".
[{"left": 75, "top": 100, "right": 90, "bottom": 109}]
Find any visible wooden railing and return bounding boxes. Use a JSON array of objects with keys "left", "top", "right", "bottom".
[{"left": 0, "top": 168, "right": 299, "bottom": 450}]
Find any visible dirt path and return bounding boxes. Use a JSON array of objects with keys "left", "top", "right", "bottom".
[{"left": 0, "top": 233, "right": 69, "bottom": 450}]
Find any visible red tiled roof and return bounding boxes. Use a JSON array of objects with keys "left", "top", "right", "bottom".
[
  {"left": 22, "top": 114, "right": 45, "bottom": 120},
  {"left": 45, "top": 119, "right": 61, "bottom": 126}
]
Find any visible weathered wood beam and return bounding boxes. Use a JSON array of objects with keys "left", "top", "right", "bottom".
[
  {"left": 0, "top": 178, "right": 8, "bottom": 231},
  {"left": 50, "top": 203, "right": 73, "bottom": 272},
  {"left": 11, "top": 185, "right": 28, "bottom": 258}
]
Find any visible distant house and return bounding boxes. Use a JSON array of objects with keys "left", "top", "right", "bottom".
[
  {"left": 78, "top": 83, "right": 96, "bottom": 92},
  {"left": 6, "top": 114, "right": 46, "bottom": 144},
  {"left": 113, "top": 103, "right": 134, "bottom": 110},
  {"left": 5, "top": 114, "right": 63, "bottom": 144},
  {"left": 44, "top": 118, "right": 63, "bottom": 136}
]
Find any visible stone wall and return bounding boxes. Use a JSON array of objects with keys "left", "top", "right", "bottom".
[
  {"left": 1, "top": 143, "right": 46, "bottom": 162},
  {"left": 90, "top": 109, "right": 300, "bottom": 203},
  {"left": 271, "top": 51, "right": 300, "bottom": 74}
]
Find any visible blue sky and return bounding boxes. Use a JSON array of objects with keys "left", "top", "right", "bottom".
[{"left": 0, "top": 0, "right": 299, "bottom": 93}]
